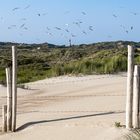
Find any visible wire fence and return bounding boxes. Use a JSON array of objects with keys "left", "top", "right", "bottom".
[{"left": 0, "top": 74, "right": 126, "bottom": 110}]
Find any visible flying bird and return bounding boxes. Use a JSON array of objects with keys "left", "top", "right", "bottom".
[
  {"left": 24, "top": 5, "right": 30, "bottom": 9},
  {"left": 47, "top": 32, "right": 53, "bottom": 36},
  {"left": 12, "top": 7, "right": 20, "bottom": 11},
  {"left": 37, "top": 13, "right": 41, "bottom": 16},
  {"left": 126, "top": 30, "right": 129, "bottom": 34},
  {"left": 71, "top": 34, "right": 76, "bottom": 37},
  {"left": 20, "top": 24, "right": 25, "bottom": 28},
  {"left": 131, "top": 12, "right": 138, "bottom": 16},
  {"left": 7, "top": 25, "right": 17, "bottom": 29},
  {"left": 23, "top": 27, "right": 28, "bottom": 30},
  {"left": 131, "top": 26, "right": 133, "bottom": 30},
  {"left": 113, "top": 14, "right": 117, "bottom": 18},
  {"left": 82, "top": 31, "right": 87, "bottom": 35},
  {"left": 73, "top": 22, "right": 80, "bottom": 28},
  {"left": 65, "top": 29, "right": 70, "bottom": 33},
  {"left": 55, "top": 27, "right": 61, "bottom": 30},
  {"left": 89, "top": 26, "right": 94, "bottom": 31},
  {"left": 21, "top": 18, "right": 27, "bottom": 21},
  {"left": 8, "top": 27, "right": 12, "bottom": 29},
  {"left": 81, "top": 12, "right": 86, "bottom": 15},
  {"left": 46, "top": 27, "right": 51, "bottom": 30}
]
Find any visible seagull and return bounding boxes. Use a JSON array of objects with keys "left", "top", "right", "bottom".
[
  {"left": 23, "top": 27, "right": 28, "bottom": 30},
  {"left": 113, "top": 14, "right": 117, "bottom": 18},
  {"left": 81, "top": 12, "right": 86, "bottom": 15},
  {"left": 131, "top": 26, "right": 133, "bottom": 30},
  {"left": 47, "top": 32, "right": 53, "bottom": 36},
  {"left": 82, "top": 31, "right": 87, "bottom": 35},
  {"left": 46, "top": 27, "right": 50, "bottom": 30},
  {"left": 79, "top": 21, "right": 83, "bottom": 24},
  {"left": 73, "top": 22, "right": 80, "bottom": 27},
  {"left": 126, "top": 30, "right": 129, "bottom": 34},
  {"left": 89, "top": 26, "right": 94, "bottom": 31},
  {"left": 55, "top": 27, "right": 61, "bottom": 30},
  {"left": 8, "top": 25, "right": 16, "bottom": 29},
  {"left": 71, "top": 34, "right": 76, "bottom": 37},
  {"left": 8, "top": 27, "right": 12, "bottom": 29},
  {"left": 24, "top": 5, "right": 30, "bottom": 9},
  {"left": 12, "top": 7, "right": 20, "bottom": 11},
  {"left": 131, "top": 12, "right": 138, "bottom": 16},
  {"left": 65, "top": 29, "right": 70, "bottom": 33},
  {"left": 21, "top": 18, "right": 27, "bottom": 21},
  {"left": 20, "top": 24, "right": 25, "bottom": 28}
]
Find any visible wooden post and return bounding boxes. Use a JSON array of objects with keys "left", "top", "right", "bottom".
[
  {"left": 2, "top": 105, "right": 7, "bottom": 132},
  {"left": 6, "top": 68, "right": 12, "bottom": 131},
  {"left": 126, "top": 45, "right": 134, "bottom": 129},
  {"left": 11, "top": 46, "right": 17, "bottom": 132},
  {"left": 133, "top": 65, "right": 140, "bottom": 128}
]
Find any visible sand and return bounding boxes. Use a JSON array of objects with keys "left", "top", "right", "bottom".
[{"left": 0, "top": 74, "right": 129, "bottom": 140}]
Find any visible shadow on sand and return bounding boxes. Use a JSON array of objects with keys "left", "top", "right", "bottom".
[{"left": 17, "top": 111, "right": 124, "bottom": 131}]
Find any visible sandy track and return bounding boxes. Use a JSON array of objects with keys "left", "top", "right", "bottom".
[{"left": 0, "top": 74, "right": 128, "bottom": 140}]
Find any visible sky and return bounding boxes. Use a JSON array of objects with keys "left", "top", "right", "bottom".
[{"left": 0, "top": 0, "right": 140, "bottom": 45}]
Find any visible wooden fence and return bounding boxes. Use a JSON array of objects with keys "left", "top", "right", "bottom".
[
  {"left": 1, "top": 45, "right": 140, "bottom": 132},
  {"left": 2, "top": 46, "right": 17, "bottom": 132}
]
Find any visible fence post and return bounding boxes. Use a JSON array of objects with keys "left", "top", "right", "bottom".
[
  {"left": 133, "top": 65, "right": 140, "bottom": 128},
  {"left": 2, "top": 105, "right": 7, "bottom": 132},
  {"left": 126, "top": 45, "right": 134, "bottom": 129},
  {"left": 6, "top": 67, "right": 12, "bottom": 131},
  {"left": 11, "top": 46, "right": 17, "bottom": 132}
]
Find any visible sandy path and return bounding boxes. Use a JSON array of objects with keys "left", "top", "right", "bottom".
[{"left": 0, "top": 74, "right": 128, "bottom": 140}]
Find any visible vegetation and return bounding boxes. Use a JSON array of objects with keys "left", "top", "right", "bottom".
[
  {"left": 125, "top": 130, "right": 140, "bottom": 140},
  {"left": 0, "top": 41, "right": 140, "bottom": 84},
  {"left": 114, "top": 122, "right": 122, "bottom": 128}
]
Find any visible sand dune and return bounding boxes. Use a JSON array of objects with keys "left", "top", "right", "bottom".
[{"left": 0, "top": 74, "right": 129, "bottom": 140}]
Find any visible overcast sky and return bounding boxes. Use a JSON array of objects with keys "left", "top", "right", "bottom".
[{"left": 0, "top": 0, "right": 140, "bottom": 45}]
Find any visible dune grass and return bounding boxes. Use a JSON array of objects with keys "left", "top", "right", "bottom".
[{"left": 0, "top": 44, "right": 140, "bottom": 84}]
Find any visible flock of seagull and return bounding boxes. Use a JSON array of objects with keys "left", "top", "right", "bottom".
[{"left": 0, "top": 4, "right": 139, "bottom": 43}]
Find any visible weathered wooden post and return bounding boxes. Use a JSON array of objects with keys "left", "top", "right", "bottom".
[
  {"left": 11, "top": 46, "right": 17, "bottom": 132},
  {"left": 6, "top": 67, "right": 12, "bottom": 131},
  {"left": 2, "top": 105, "right": 7, "bottom": 132},
  {"left": 126, "top": 45, "right": 134, "bottom": 129},
  {"left": 133, "top": 65, "right": 140, "bottom": 128}
]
